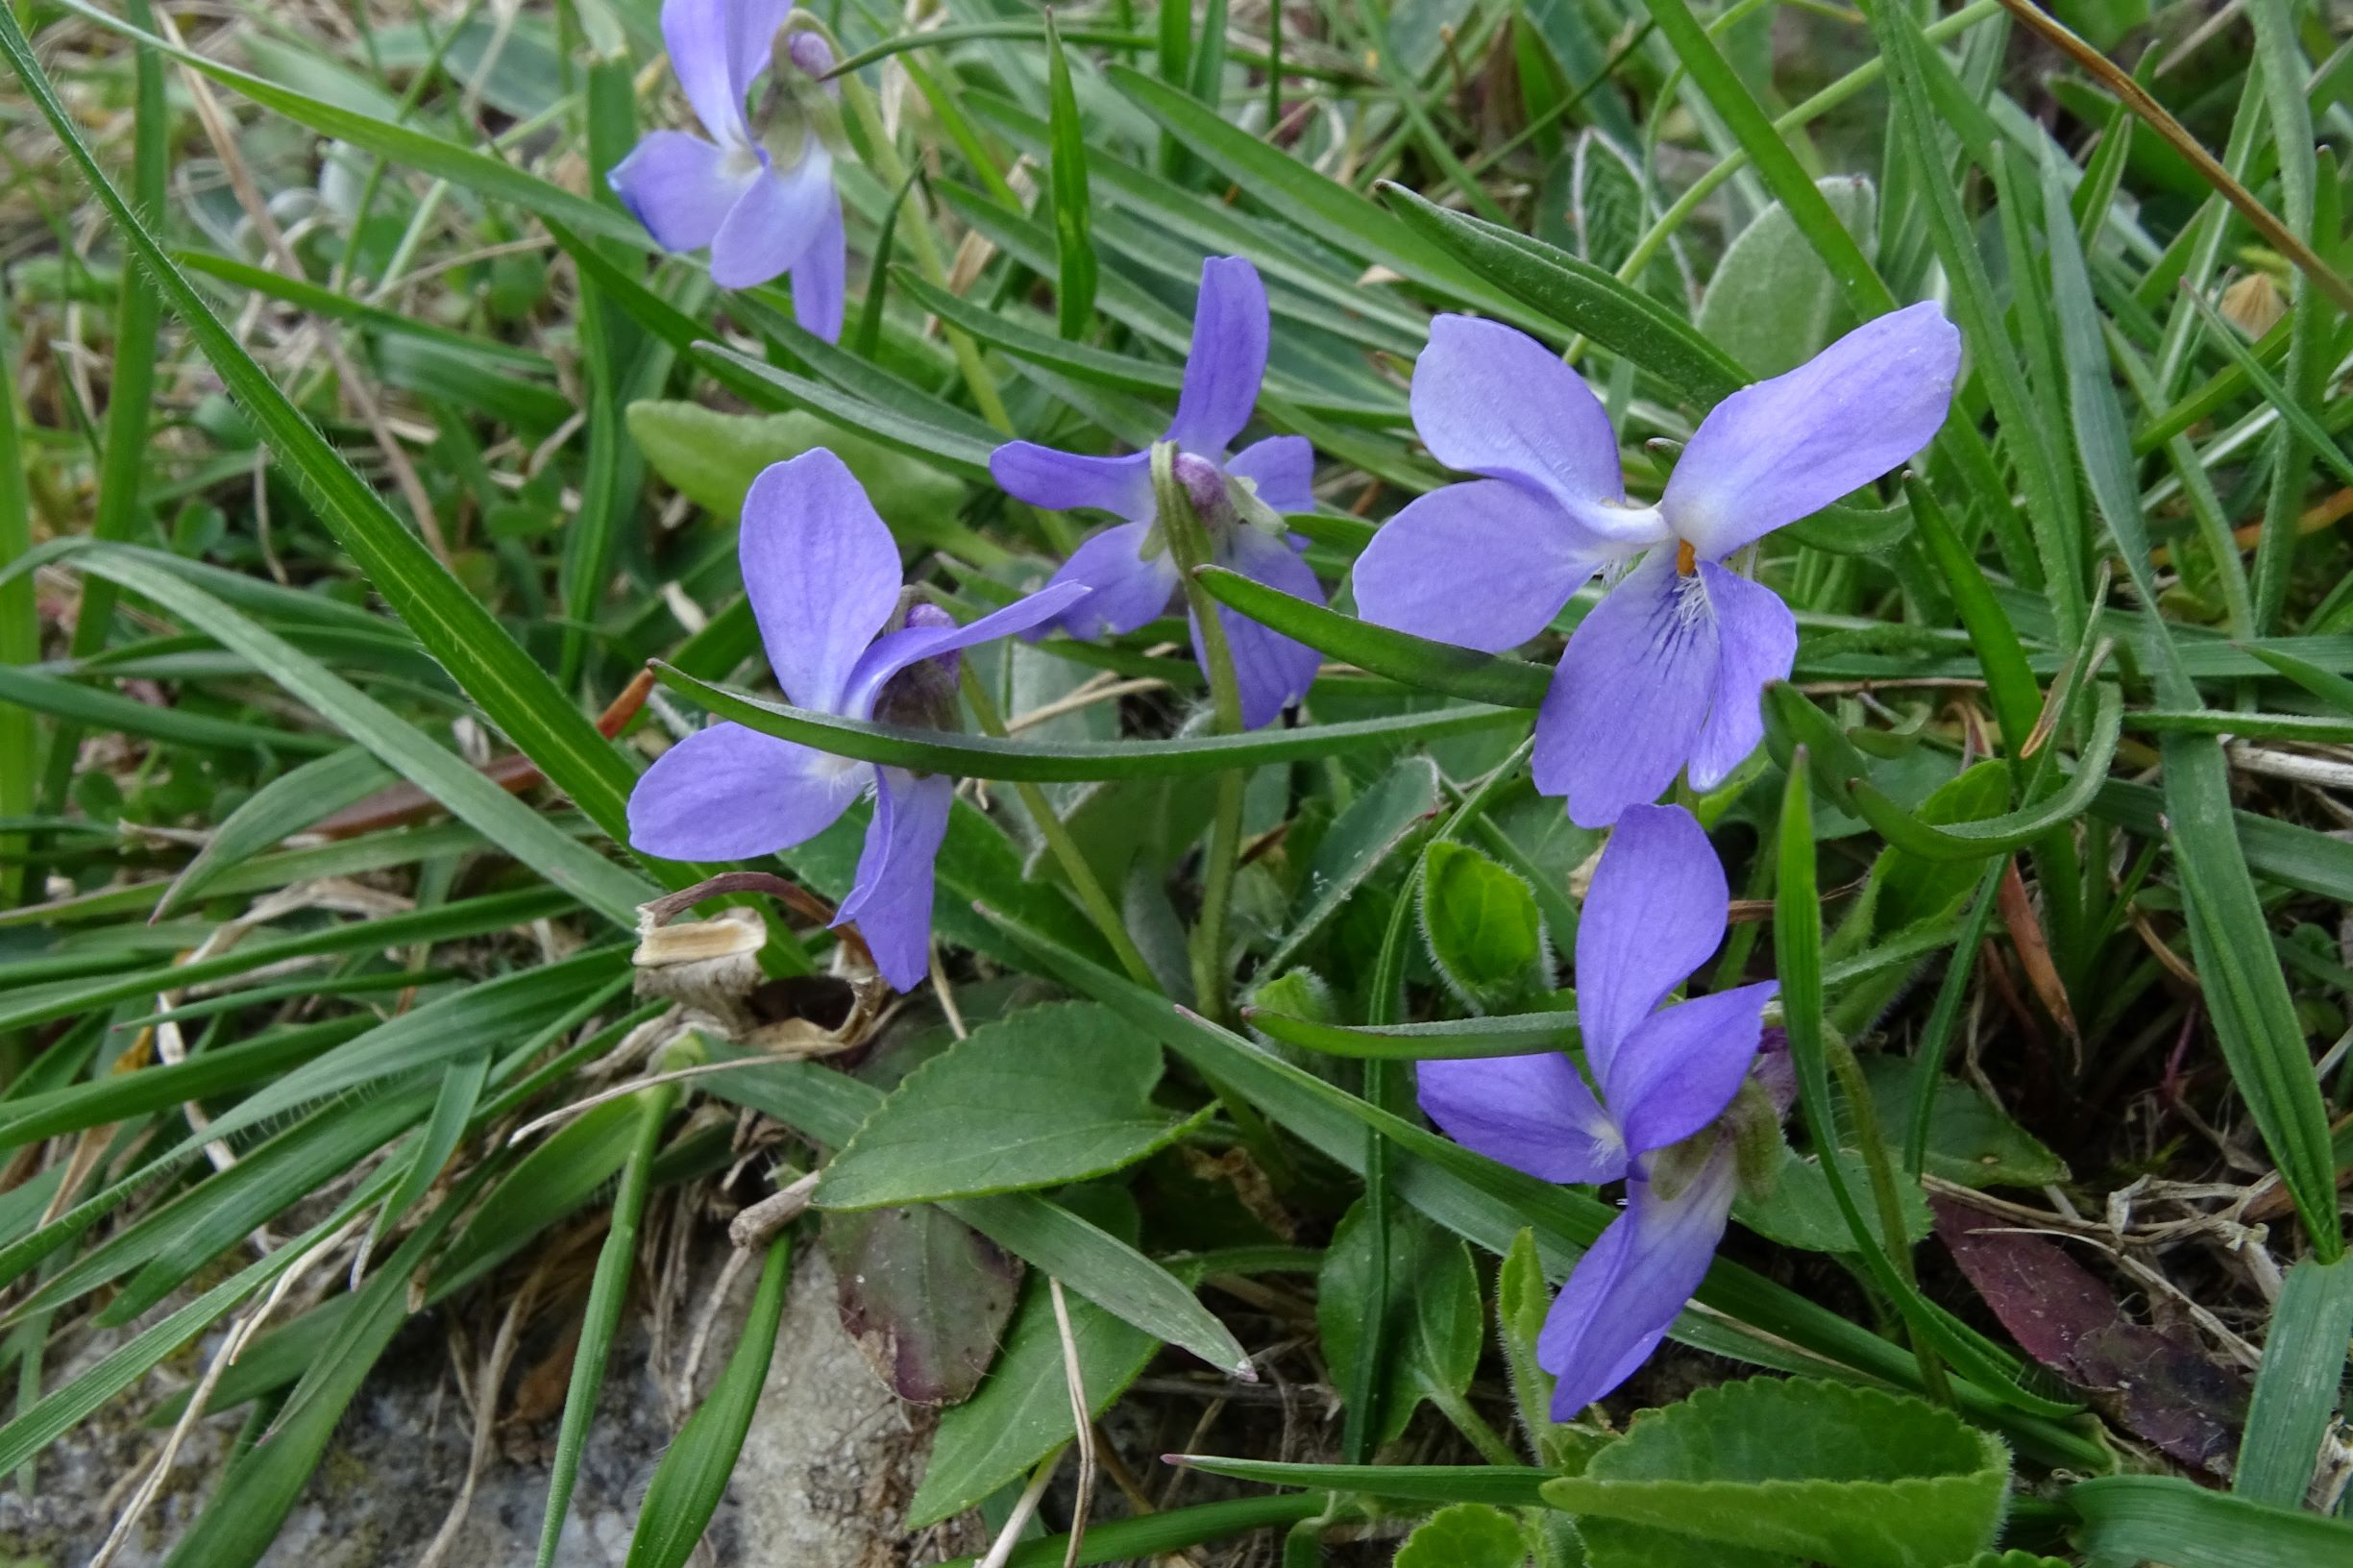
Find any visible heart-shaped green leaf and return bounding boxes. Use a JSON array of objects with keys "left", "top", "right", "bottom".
[
  {"left": 815, "top": 1001, "right": 1203, "bottom": 1209},
  {"left": 1320, "top": 1201, "right": 1483, "bottom": 1449},
  {"left": 1394, "top": 1504, "right": 1533, "bottom": 1568},
  {"left": 1541, "top": 1379, "right": 2010, "bottom": 1568}
]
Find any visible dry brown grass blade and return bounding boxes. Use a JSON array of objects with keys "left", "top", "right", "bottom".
[{"left": 1998, "top": 857, "right": 2082, "bottom": 1056}]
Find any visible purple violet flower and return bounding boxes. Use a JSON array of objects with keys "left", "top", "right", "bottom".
[
  {"left": 1356, "top": 304, "right": 1960, "bottom": 826},
  {"left": 1416, "top": 803, "right": 1776, "bottom": 1416},
  {"left": 608, "top": 0, "right": 847, "bottom": 339},
  {"left": 626, "top": 450, "right": 1085, "bottom": 991},
  {"left": 990, "top": 256, "right": 1324, "bottom": 730}
]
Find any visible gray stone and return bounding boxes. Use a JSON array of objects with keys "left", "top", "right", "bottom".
[{"left": 0, "top": 1240, "right": 979, "bottom": 1568}]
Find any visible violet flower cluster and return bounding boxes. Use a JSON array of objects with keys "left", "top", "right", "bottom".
[
  {"left": 610, "top": 0, "right": 847, "bottom": 339},
  {"left": 1418, "top": 804, "right": 1778, "bottom": 1414},
  {"left": 1357, "top": 305, "right": 1959, "bottom": 826},
  {"left": 626, "top": 450, "right": 1082, "bottom": 990},
  {"left": 625, "top": 256, "right": 1327, "bottom": 994}
]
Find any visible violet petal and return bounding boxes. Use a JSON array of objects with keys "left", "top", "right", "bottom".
[
  {"left": 1664, "top": 301, "right": 1959, "bottom": 559},
  {"left": 1532, "top": 554, "right": 1718, "bottom": 830},
  {"left": 1354, "top": 478, "right": 1605, "bottom": 652},
  {"left": 626, "top": 721, "right": 866, "bottom": 860},
  {"left": 1417, "top": 1052, "right": 1627, "bottom": 1186},
  {"left": 835, "top": 767, "right": 955, "bottom": 991},
  {"left": 1168, "top": 256, "right": 1270, "bottom": 457},
  {"left": 1573, "top": 801, "right": 1730, "bottom": 1076},
  {"left": 1538, "top": 1139, "right": 1739, "bottom": 1417}
]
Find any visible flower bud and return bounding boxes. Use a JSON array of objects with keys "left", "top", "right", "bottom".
[
  {"left": 785, "top": 30, "right": 835, "bottom": 81},
  {"left": 761, "top": 21, "right": 846, "bottom": 164},
  {"left": 1170, "top": 451, "right": 1232, "bottom": 529}
]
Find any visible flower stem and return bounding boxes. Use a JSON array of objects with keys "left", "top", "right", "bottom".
[
  {"left": 962, "top": 655, "right": 1288, "bottom": 1182},
  {"left": 956, "top": 662, "right": 1156, "bottom": 990},
  {"left": 1426, "top": 1384, "right": 1525, "bottom": 1468},
  {"left": 1154, "top": 445, "right": 1248, "bottom": 1028}
]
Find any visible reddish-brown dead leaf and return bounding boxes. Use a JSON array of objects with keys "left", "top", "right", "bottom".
[{"left": 1933, "top": 1196, "right": 2245, "bottom": 1474}]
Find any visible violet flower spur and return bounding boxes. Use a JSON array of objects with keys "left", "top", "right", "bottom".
[
  {"left": 625, "top": 450, "right": 1085, "bottom": 991},
  {"left": 1416, "top": 804, "right": 1777, "bottom": 1416},
  {"left": 989, "top": 255, "right": 1323, "bottom": 730},
  {"left": 607, "top": 0, "right": 848, "bottom": 339},
  {"left": 1355, "top": 303, "right": 1960, "bottom": 827}
]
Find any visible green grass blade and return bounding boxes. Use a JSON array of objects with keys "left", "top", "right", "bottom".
[
  {"left": 152, "top": 748, "right": 394, "bottom": 919},
  {"left": 374, "top": 1047, "right": 491, "bottom": 1239},
  {"left": 31, "top": 0, "right": 168, "bottom": 870},
  {"left": 1632, "top": 0, "right": 1890, "bottom": 318},
  {"left": 558, "top": 278, "right": 628, "bottom": 688},
  {"left": 0, "top": 887, "right": 578, "bottom": 1034},
  {"left": 622, "top": 1237, "right": 792, "bottom": 1568},
  {"left": 0, "top": 666, "right": 339, "bottom": 755},
  {"left": 2161, "top": 732, "right": 2344, "bottom": 1258},
  {"left": 651, "top": 661, "right": 1518, "bottom": 778},
  {"left": 0, "top": 1017, "right": 366, "bottom": 1151},
  {"left": 1168, "top": 1457, "right": 1550, "bottom": 1507},
  {"left": 929, "top": 1494, "right": 1325, "bottom": 1568},
  {"left": 2243, "top": 644, "right": 2353, "bottom": 714},
  {"left": 537, "top": 1081, "right": 679, "bottom": 1566},
  {"left": 2094, "top": 778, "right": 2353, "bottom": 904},
  {"left": 2070, "top": 1474, "right": 2353, "bottom": 1567},
  {"left": 892, "top": 267, "right": 1405, "bottom": 424},
  {"left": 2129, "top": 711, "right": 2353, "bottom": 743},
  {"left": 1903, "top": 476, "right": 2042, "bottom": 751},
  {"left": 1380, "top": 185, "right": 1746, "bottom": 404},
  {"left": 184, "top": 949, "right": 620, "bottom": 1154},
  {"left": 2040, "top": 161, "right": 2161, "bottom": 613},
  {"left": 1194, "top": 566, "right": 1551, "bottom": 706},
  {"left": 87, "top": 1090, "right": 436, "bottom": 1327},
  {"left": 155, "top": 1166, "right": 490, "bottom": 1568},
  {"left": 1244, "top": 1010, "right": 1579, "bottom": 1059},
  {"left": 0, "top": 9, "right": 644, "bottom": 849},
  {"left": 0, "top": 314, "right": 31, "bottom": 910},
  {"left": 2234, "top": 1254, "right": 2353, "bottom": 1507},
  {"left": 0, "top": 1198, "right": 362, "bottom": 1478},
  {"left": 177, "top": 249, "right": 553, "bottom": 371},
  {"left": 1044, "top": 13, "right": 1098, "bottom": 338},
  {"left": 1104, "top": 63, "right": 1523, "bottom": 320},
  {"left": 2178, "top": 285, "right": 2353, "bottom": 490},
  {"left": 1870, "top": 1, "right": 2085, "bottom": 647},
  {"left": 1848, "top": 687, "right": 2122, "bottom": 861},
  {"left": 8, "top": 541, "right": 652, "bottom": 925},
  {"left": 54, "top": 0, "right": 643, "bottom": 250},
  {"left": 686, "top": 345, "right": 997, "bottom": 478}
]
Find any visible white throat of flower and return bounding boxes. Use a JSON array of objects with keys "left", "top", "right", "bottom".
[{"left": 1670, "top": 560, "right": 1713, "bottom": 628}]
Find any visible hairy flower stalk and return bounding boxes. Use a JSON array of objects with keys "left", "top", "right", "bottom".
[
  {"left": 1153, "top": 440, "right": 1250, "bottom": 1021},
  {"left": 1417, "top": 804, "right": 1783, "bottom": 1414},
  {"left": 608, "top": 0, "right": 849, "bottom": 337},
  {"left": 992, "top": 255, "right": 1325, "bottom": 730},
  {"left": 1357, "top": 306, "right": 1960, "bottom": 826},
  {"left": 625, "top": 450, "right": 1083, "bottom": 990}
]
